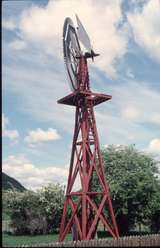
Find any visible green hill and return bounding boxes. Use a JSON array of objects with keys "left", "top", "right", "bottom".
[{"left": 2, "top": 172, "right": 26, "bottom": 192}]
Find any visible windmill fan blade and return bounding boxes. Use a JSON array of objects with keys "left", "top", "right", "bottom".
[
  {"left": 63, "top": 17, "right": 81, "bottom": 91},
  {"left": 76, "top": 14, "right": 92, "bottom": 53}
]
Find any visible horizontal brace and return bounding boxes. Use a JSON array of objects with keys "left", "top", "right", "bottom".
[
  {"left": 66, "top": 192, "right": 104, "bottom": 196},
  {"left": 76, "top": 141, "right": 95, "bottom": 145}
]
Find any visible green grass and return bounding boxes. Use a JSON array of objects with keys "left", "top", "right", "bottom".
[
  {"left": 3, "top": 233, "right": 72, "bottom": 247},
  {"left": 2, "top": 211, "right": 11, "bottom": 221}
]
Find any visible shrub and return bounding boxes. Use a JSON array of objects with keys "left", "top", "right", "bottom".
[{"left": 4, "top": 184, "right": 65, "bottom": 235}]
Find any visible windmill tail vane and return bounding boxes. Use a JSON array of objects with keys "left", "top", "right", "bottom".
[{"left": 58, "top": 15, "right": 119, "bottom": 241}]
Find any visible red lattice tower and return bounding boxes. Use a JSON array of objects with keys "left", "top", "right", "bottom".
[{"left": 58, "top": 56, "right": 119, "bottom": 241}]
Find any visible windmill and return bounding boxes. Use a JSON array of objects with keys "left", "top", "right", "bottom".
[{"left": 58, "top": 15, "right": 119, "bottom": 241}]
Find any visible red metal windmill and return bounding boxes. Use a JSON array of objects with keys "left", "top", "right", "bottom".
[{"left": 58, "top": 15, "right": 119, "bottom": 241}]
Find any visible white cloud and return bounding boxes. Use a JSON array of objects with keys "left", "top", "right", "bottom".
[
  {"left": 24, "top": 128, "right": 61, "bottom": 143},
  {"left": 113, "top": 81, "right": 160, "bottom": 125},
  {"left": 9, "top": 39, "right": 27, "bottom": 50},
  {"left": 148, "top": 138, "right": 160, "bottom": 153},
  {"left": 121, "top": 106, "right": 140, "bottom": 121},
  {"left": 2, "top": 113, "right": 19, "bottom": 140},
  {"left": 95, "top": 81, "right": 160, "bottom": 146},
  {"left": 2, "top": 155, "right": 68, "bottom": 191},
  {"left": 3, "top": 60, "right": 75, "bottom": 134},
  {"left": 2, "top": 19, "right": 16, "bottom": 30},
  {"left": 3, "top": 129, "right": 19, "bottom": 140},
  {"left": 127, "top": 0, "right": 160, "bottom": 62},
  {"left": 126, "top": 68, "right": 135, "bottom": 79},
  {"left": 18, "top": 0, "right": 128, "bottom": 77},
  {"left": 2, "top": 113, "right": 8, "bottom": 130}
]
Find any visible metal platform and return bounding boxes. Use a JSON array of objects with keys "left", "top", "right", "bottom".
[{"left": 57, "top": 90, "right": 112, "bottom": 106}]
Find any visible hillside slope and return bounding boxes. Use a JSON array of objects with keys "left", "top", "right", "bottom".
[{"left": 2, "top": 172, "right": 26, "bottom": 192}]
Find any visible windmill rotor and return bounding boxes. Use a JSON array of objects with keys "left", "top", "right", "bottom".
[{"left": 63, "top": 15, "right": 99, "bottom": 92}]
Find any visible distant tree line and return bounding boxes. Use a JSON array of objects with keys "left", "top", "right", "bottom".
[{"left": 2, "top": 145, "right": 160, "bottom": 235}]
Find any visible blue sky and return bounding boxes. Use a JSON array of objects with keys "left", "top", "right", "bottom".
[{"left": 2, "top": 0, "right": 160, "bottom": 190}]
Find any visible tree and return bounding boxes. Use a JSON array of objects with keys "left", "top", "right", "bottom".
[
  {"left": 93, "top": 145, "right": 160, "bottom": 235},
  {"left": 149, "top": 189, "right": 160, "bottom": 233},
  {"left": 37, "top": 184, "right": 65, "bottom": 233},
  {"left": 4, "top": 184, "right": 65, "bottom": 235}
]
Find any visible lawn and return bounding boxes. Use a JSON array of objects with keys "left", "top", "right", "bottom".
[{"left": 3, "top": 233, "right": 72, "bottom": 247}]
